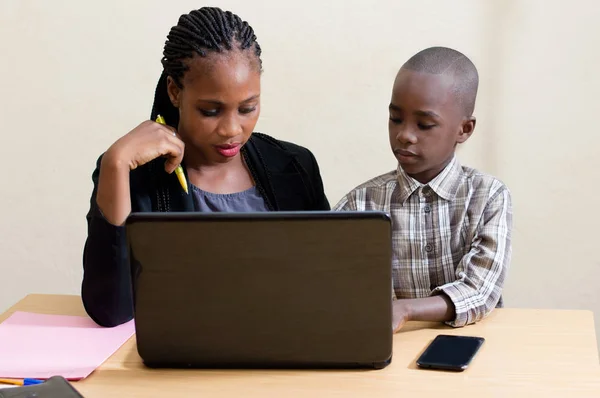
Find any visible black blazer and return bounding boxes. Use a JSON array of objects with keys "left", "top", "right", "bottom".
[{"left": 82, "top": 133, "right": 330, "bottom": 327}]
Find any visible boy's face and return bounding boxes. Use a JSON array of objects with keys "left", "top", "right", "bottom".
[{"left": 388, "top": 68, "right": 475, "bottom": 183}]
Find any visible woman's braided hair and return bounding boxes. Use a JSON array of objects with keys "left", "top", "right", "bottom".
[{"left": 151, "top": 7, "right": 262, "bottom": 125}]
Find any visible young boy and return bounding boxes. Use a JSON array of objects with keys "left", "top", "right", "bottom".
[{"left": 335, "top": 47, "right": 512, "bottom": 332}]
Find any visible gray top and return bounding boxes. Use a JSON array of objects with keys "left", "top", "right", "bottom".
[{"left": 191, "top": 184, "right": 269, "bottom": 213}]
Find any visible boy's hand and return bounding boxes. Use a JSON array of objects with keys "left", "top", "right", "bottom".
[
  {"left": 392, "top": 296, "right": 456, "bottom": 332},
  {"left": 392, "top": 300, "right": 411, "bottom": 333}
]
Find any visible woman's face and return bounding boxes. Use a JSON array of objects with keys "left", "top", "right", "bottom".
[{"left": 167, "top": 51, "right": 261, "bottom": 165}]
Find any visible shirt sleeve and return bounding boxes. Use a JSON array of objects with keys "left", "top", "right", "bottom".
[
  {"left": 333, "top": 192, "right": 357, "bottom": 211},
  {"left": 82, "top": 154, "right": 135, "bottom": 327},
  {"left": 433, "top": 185, "right": 513, "bottom": 327}
]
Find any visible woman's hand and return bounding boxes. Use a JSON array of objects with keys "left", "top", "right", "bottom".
[
  {"left": 104, "top": 120, "right": 185, "bottom": 173},
  {"left": 95, "top": 120, "right": 185, "bottom": 226}
]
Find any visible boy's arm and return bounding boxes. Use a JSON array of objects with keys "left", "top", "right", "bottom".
[
  {"left": 332, "top": 192, "right": 357, "bottom": 211},
  {"left": 395, "top": 185, "right": 512, "bottom": 330}
]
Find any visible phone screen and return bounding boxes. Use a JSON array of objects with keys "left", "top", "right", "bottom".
[{"left": 416, "top": 335, "right": 484, "bottom": 371}]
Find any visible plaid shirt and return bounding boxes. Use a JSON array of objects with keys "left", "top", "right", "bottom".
[{"left": 334, "top": 157, "right": 512, "bottom": 327}]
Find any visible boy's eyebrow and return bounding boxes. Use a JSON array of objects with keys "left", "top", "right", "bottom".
[
  {"left": 196, "top": 95, "right": 260, "bottom": 105},
  {"left": 389, "top": 104, "right": 441, "bottom": 120},
  {"left": 414, "top": 110, "right": 441, "bottom": 119}
]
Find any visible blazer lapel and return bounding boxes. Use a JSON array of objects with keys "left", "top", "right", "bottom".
[{"left": 244, "top": 134, "right": 310, "bottom": 211}]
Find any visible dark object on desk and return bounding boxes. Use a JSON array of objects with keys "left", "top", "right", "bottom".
[
  {"left": 416, "top": 334, "right": 485, "bottom": 371},
  {"left": 0, "top": 376, "right": 84, "bottom": 398},
  {"left": 126, "top": 211, "right": 393, "bottom": 369}
]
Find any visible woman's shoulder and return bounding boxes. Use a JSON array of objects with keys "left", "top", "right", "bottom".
[
  {"left": 247, "top": 132, "right": 329, "bottom": 210},
  {"left": 248, "top": 132, "right": 317, "bottom": 165}
]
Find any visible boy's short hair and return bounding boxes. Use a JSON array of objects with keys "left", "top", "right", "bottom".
[{"left": 402, "top": 46, "right": 479, "bottom": 117}]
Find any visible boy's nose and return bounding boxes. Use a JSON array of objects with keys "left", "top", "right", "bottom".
[{"left": 396, "top": 128, "right": 418, "bottom": 145}]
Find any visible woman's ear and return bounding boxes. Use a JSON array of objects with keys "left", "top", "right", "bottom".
[{"left": 166, "top": 76, "right": 181, "bottom": 108}]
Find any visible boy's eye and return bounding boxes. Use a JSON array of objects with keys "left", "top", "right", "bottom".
[
  {"left": 199, "top": 109, "right": 219, "bottom": 117},
  {"left": 389, "top": 117, "right": 403, "bottom": 124},
  {"left": 239, "top": 107, "right": 257, "bottom": 115},
  {"left": 418, "top": 123, "right": 436, "bottom": 130}
]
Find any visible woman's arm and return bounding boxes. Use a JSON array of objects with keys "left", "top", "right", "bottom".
[
  {"left": 82, "top": 120, "right": 185, "bottom": 327},
  {"left": 82, "top": 154, "right": 135, "bottom": 327}
]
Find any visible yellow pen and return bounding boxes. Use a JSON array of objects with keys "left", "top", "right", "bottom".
[{"left": 155, "top": 115, "right": 189, "bottom": 194}]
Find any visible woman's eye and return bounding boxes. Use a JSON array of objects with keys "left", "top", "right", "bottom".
[
  {"left": 389, "top": 117, "right": 403, "bottom": 124},
  {"left": 418, "top": 124, "right": 436, "bottom": 130},
  {"left": 199, "top": 109, "right": 219, "bottom": 117},
  {"left": 239, "top": 107, "right": 257, "bottom": 115}
]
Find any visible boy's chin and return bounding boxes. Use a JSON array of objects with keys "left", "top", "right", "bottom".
[{"left": 397, "top": 161, "right": 424, "bottom": 175}]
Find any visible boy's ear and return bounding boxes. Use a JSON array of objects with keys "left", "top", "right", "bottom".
[
  {"left": 457, "top": 116, "right": 476, "bottom": 144},
  {"left": 166, "top": 76, "right": 181, "bottom": 108}
]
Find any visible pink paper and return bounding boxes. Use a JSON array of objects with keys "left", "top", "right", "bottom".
[{"left": 0, "top": 311, "right": 135, "bottom": 380}]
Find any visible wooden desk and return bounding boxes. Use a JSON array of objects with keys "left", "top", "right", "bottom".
[{"left": 2, "top": 294, "right": 599, "bottom": 397}]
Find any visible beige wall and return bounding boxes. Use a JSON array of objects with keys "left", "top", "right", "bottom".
[{"left": 1, "top": 0, "right": 599, "bottom": 346}]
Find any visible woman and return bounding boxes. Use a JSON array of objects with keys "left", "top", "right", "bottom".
[{"left": 82, "top": 7, "right": 329, "bottom": 327}]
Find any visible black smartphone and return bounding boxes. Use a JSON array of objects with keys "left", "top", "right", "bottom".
[{"left": 416, "top": 334, "right": 485, "bottom": 371}]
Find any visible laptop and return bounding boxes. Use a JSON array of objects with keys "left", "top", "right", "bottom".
[{"left": 125, "top": 211, "right": 393, "bottom": 369}]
